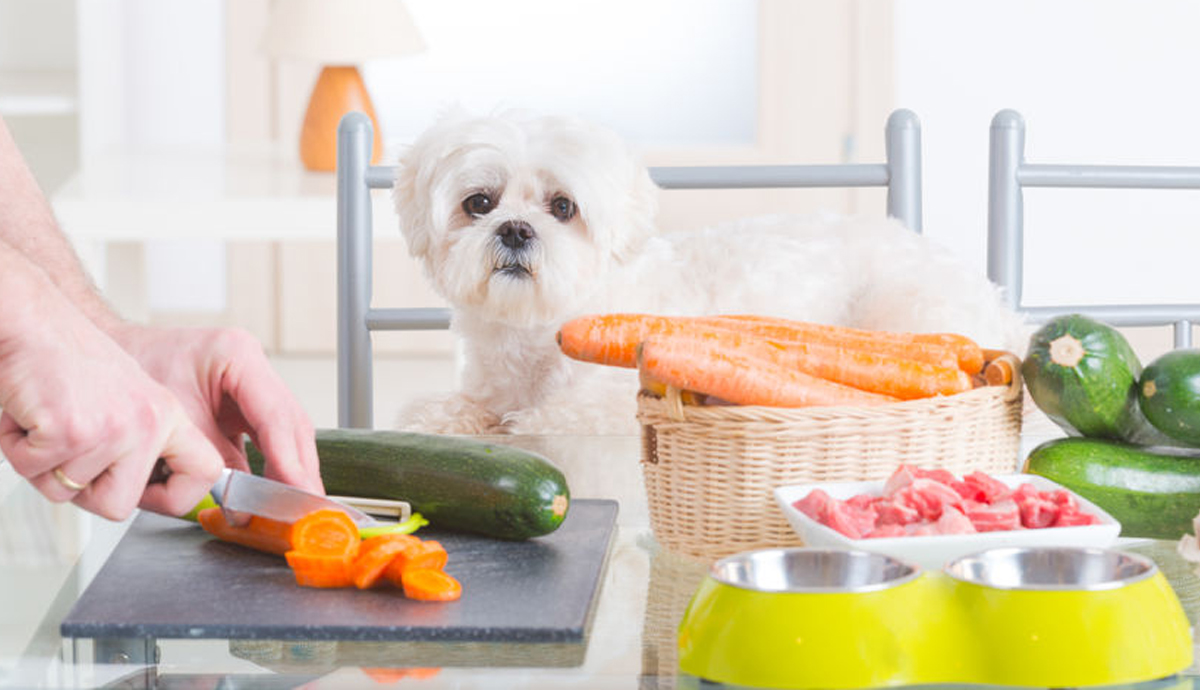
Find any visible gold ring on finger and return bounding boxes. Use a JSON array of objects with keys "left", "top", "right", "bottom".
[{"left": 53, "top": 468, "right": 88, "bottom": 492}]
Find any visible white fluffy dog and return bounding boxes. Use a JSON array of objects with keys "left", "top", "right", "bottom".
[{"left": 392, "top": 111, "right": 1027, "bottom": 435}]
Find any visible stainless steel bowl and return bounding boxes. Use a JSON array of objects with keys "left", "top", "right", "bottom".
[
  {"left": 710, "top": 547, "right": 921, "bottom": 593},
  {"left": 943, "top": 546, "right": 1156, "bottom": 591}
]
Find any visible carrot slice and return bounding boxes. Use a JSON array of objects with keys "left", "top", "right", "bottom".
[
  {"left": 362, "top": 667, "right": 441, "bottom": 683},
  {"left": 638, "top": 336, "right": 899, "bottom": 408},
  {"left": 285, "top": 550, "right": 357, "bottom": 588},
  {"left": 352, "top": 535, "right": 420, "bottom": 590},
  {"left": 384, "top": 540, "right": 448, "bottom": 586},
  {"left": 289, "top": 509, "right": 360, "bottom": 557},
  {"left": 401, "top": 568, "right": 463, "bottom": 602},
  {"left": 197, "top": 507, "right": 292, "bottom": 555}
]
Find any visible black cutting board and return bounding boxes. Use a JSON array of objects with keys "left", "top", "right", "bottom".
[{"left": 61, "top": 499, "right": 617, "bottom": 644}]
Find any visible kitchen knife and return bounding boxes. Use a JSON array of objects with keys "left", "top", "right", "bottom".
[{"left": 213, "top": 467, "right": 380, "bottom": 526}]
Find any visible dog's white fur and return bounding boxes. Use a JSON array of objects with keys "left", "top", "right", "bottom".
[{"left": 393, "top": 111, "right": 1028, "bottom": 435}]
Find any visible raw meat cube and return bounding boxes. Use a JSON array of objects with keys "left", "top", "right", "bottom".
[
  {"left": 914, "top": 467, "right": 958, "bottom": 486},
  {"left": 1015, "top": 492, "right": 1060, "bottom": 529},
  {"left": 894, "top": 478, "right": 964, "bottom": 521},
  {"left": 1054, "top": 509, "right": 1101, "bottom": 527},
  {"left": 933, "top": 506, "right": 978, "bottom": 535},
  {"left": 883, "top": 465, "right": 920, "bottom": 496},
  {"left": 875, "top": 498, "right": 922, "bottom": 526},
  {"left": 794, "top": 489, "right": 833, "bottom": 522},
  {"left": 963, "top": 498, "right": 1022, "bottom": 532},
  {"left": 825, "top": 500, "right": 874, "bottom": 539},
  {"left": 963, "top": 471, "right": 1013, "bottom": 503}
]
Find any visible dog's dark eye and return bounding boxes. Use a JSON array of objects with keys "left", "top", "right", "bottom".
[
  {"left": 549, "top": 196, "right": 576, "bottom": 222},
  {"left": 463, "top": 193, "right": 495, "bottom": 217}
]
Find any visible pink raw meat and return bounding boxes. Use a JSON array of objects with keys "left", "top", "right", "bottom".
[
  {"left": 933, "top": 506, "right": 978, "bottom": 535},
  {"left": 874, "top": 498, "right": 922, "bottom": 526},
  {"left": 825, "top": 499, "right": 878, "bottom": 539},
  {"left": 1015, "top": 492, "right": 1060, "bottom": 529},
  {"left": 963, "top": 498, "right": 1022, "bottom": 532},
  {"left": 962, "top": 471, "right": 1013, "bottom": 503},
  {"left": 794, "top": 489, "right": 833, "bottom": 522},
  {"left": 883, "top": 465, "right": 919, "bottom": 496},
  {"left": 893, "top": 478, "right": 965, "bottom": 521}
]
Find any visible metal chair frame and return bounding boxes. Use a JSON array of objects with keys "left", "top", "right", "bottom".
[
  {"left": 987, "top": 108, "right": 1200, "bottom": 348},
  {"left": 335, "top": 110, "right": 924, "bottom": 428}
]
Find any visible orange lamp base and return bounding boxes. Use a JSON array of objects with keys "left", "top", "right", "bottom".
[{"left": 299, "top": 65, "right": 383, "bottom": 172}]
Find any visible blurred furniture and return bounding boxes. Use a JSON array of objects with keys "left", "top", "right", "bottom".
[
  {"left": 335, "top": 109, "right": 925, "bottom": 429},
  {"left": 261, "top": 0, "right": 426, "bottom": 170},
  {"left": 987, "top": 109, "right": 1200, "bottom": 348}
]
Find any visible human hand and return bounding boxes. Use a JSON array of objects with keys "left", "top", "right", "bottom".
[
  {"left": 0, "top": 288, "right": 224, "bottom": 520},
  {"left": 109, "top": 325, "right": 323, "bottom": 494}
]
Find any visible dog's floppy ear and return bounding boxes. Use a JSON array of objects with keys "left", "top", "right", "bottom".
[{"left": 393, "top": 149, "right": 433, "bottom": 259}]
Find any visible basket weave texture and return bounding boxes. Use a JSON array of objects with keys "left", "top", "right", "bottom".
[{"left": 636, "top": 369, "right": 1024, "bottom": 563}]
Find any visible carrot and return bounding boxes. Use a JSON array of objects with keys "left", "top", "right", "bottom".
[
  {"left": 982, "top": 351, "right": 1017, "bottom": 387},
  {"left": 638, "top": 335, "right": 899, "bottom": 408},
  {"left": 557, "top": 313, "right": 682, "bottom": 367},
  {"left": 558, "top": 313, "right": 979, "bottom": 374},
  {"left": 362, "top": 668, "right": 441, "bottom": 683},
  {"left": 289, "top": 509, "right": 360, "bottom": 557},
  {"left": 384, "top": 540, "right": 449, "bottom": 586},
  {"left": 352, "top": 535, "right": 420, "bottom": 590},
  {"left": 651, "top": 328, "right": 971, "bottom": 400},
  {"left": 707, "top": 314, "right": 984, "bottom": 374},
  {"left": 401, "top": 568, "right": 463, "bottom": 602},
  {"left": 197, "top": 507, "right": 293, "bottom": 556},
  {"left": 285, "top": 550, "right": 358, "bottom": 588}
]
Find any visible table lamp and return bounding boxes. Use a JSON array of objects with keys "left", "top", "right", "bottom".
[{"left": 261, "top": 0, "right": 426, "bottom": 171}]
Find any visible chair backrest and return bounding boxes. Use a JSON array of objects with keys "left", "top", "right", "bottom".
[
  {"left": 335, "top": 109, "right": 924, "bottom": 428},
  {"left": 988, "top": 109, "right": 1200, "bottom": 348}
]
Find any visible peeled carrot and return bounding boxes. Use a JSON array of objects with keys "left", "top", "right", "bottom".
[
  {"left": 401, "top": 568, "right": 463, "bottom": 602},
  {"left": 384, "top": 540, "right": 449, "bottom": 586},
  {"left": 708, "top": 314, "right": 985, "bottom": 374},
  {"left": 289, "top": 509, "right": 360, "bottom": 557},
  {"left": 352, "top": 535, "right": 419, "bottom": 590},
  {"left": 638, "top": 336, "right": 899, "bottom": 408},
  {"left": 651, "top": 328, "right": 972, "bottom": 400},
  {"left": 557, "top": 313, "right": 681, "bottom": 367},
  {"left": 197, "top": 507, "right": 293, "bottom": 556},
  {"left": 558, "top": 313, "right": 979, "bottom": 375}
]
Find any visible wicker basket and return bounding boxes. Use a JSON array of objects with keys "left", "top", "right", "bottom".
[{"left": 636, "top": 358, "right": 1024, "bottom": 562}]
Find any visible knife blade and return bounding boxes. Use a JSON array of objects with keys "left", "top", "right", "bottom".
[{"left": 212, "top": 468, "right": 379, "bottom": 527}]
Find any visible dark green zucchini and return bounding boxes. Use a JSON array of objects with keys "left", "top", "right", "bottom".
[
  {"left": 1024, "top": 436, "right": 1200, "bottom": 539},
  {"left": 1022, "top": 314, "right": 1170, "bottom": 445},
  {"left": 247, "top": 429, "right": 570, "bottom": 540},
  {"left": 1140, "top": 349, "right": 1200, "bottom": 446}
]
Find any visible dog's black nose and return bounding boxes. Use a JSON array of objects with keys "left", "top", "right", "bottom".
[{"left": 497, "top": 220, "right": 536, "bottom": 249}]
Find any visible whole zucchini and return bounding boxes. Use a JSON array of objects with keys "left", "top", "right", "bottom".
[
  {"left": 1022, "top": 314, "right": 1169, "bottom": 445},
  {"left": 1024, "top": 436, "right": 1200, "bottom": 539},
  {"left": 1139, "top": 349, "right": 1200, "bottom": 446},
  {"left": 248, "top": 429, "right": 570, "bottom": 540}
]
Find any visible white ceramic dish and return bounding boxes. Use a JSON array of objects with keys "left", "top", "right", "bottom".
[{"left": 774, "top": 474, "right": 1121, "bottom": 570}]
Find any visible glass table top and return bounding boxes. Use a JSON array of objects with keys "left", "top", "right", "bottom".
[{"left": 2, "top": 434, "right": 1199, "bottom": 689}]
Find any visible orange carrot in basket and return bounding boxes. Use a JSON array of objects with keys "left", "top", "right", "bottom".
[
  {"left": 706, "top": 314, "right": 984, "bottom": 374},
  {"left": 197, "top": 508, "right": 293, "bottom": 556},
  {"left": 637, "top": 335, "right": 899, "bottom": 408},
  {"left": 655, "top": 328, "right": 972, "bottom": 400},
  {"left": 557, "top": 313, "right": 683, "bottom": 367}
]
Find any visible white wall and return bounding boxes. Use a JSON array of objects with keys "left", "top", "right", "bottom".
[
  {"left": 364, "top": 0, "right": 759, "bottom": 151},
  {"left": 895, "top": 0, "right": 1200, "bottom": 309}
]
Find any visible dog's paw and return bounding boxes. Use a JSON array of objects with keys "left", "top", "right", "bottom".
[{"left": 396, "top": 395, "right": 504, "bottom": 435}]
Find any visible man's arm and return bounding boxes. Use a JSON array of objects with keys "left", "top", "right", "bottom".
[{"left": 0, "top": 118, "right": 122, "bottom": 332}]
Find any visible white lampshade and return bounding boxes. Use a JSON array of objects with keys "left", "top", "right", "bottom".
[{"left": 261, "top": 0, "right": 426, "bottom": 64}]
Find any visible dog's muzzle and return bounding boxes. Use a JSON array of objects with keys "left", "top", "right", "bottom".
[{"left": 496, "top": 220, "right": 536, "bottom": 250}]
